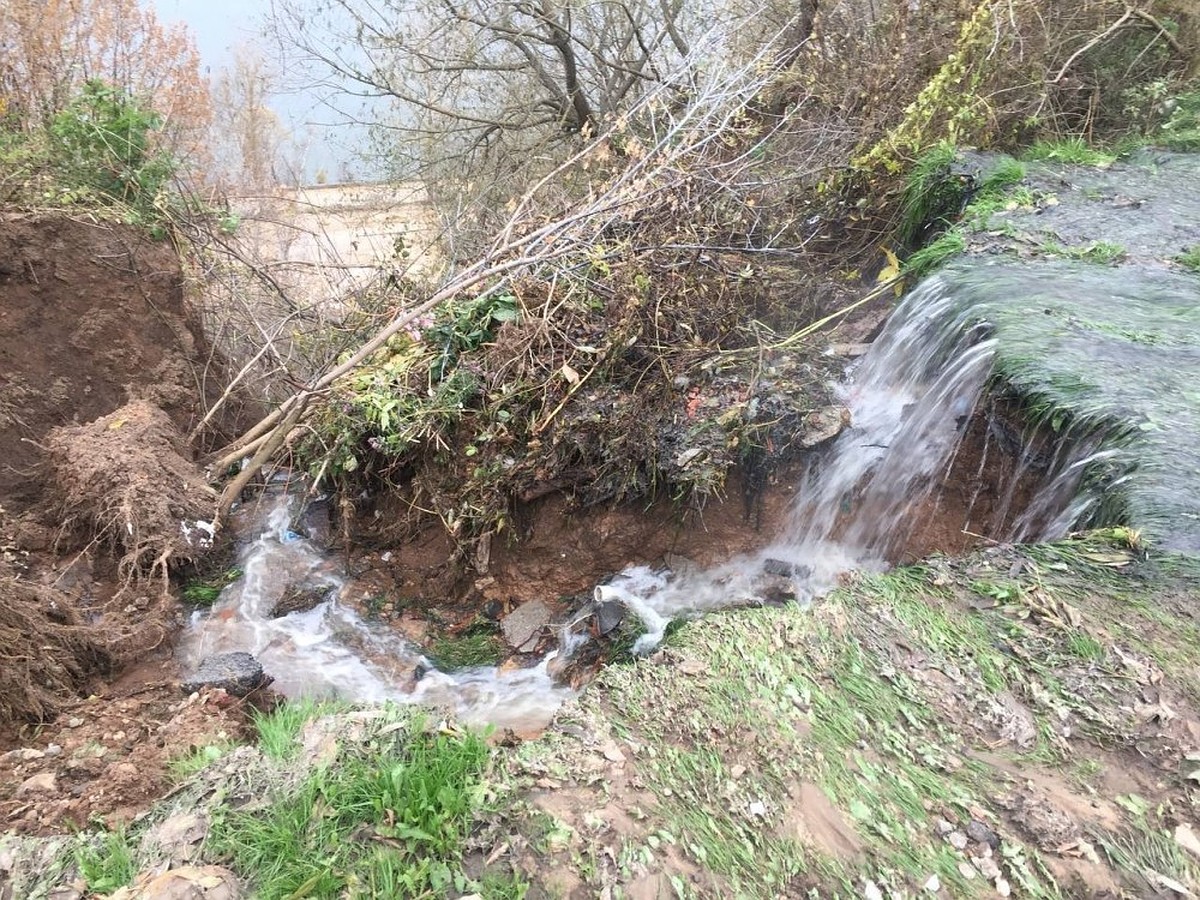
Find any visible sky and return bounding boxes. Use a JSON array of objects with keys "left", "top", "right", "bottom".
[{"left": 151, "top": 0, "right": 374, "bottom": 183}]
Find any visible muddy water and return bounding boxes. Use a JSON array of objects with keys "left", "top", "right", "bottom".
[{"left": 177, "top": 494, "right": 570, "bottom": 732}]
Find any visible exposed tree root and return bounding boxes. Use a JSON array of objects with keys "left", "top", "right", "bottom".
[
  {"left": 46, "top": 401, "right": 219, "bottom": 595},
  {"left": 0, "top": 579, "right": 112, "bottom": 723}
]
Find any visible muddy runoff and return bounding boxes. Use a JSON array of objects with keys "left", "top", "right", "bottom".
[{"left": 180, "top": 272, "right": 1114, "bottom": 728}]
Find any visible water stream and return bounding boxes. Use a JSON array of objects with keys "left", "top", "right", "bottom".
[{"left": 180, "top": 274, "right": 1110, "bottom": 726}]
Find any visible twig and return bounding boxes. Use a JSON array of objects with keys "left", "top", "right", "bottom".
[{"left": 1052, "top": 9, "right": 1134, "bottom": 83}]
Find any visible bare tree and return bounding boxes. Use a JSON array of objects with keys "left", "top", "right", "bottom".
[
  {"left": 210, "top": 45, "right": 288, "bottom": 191},
  {"left": 267, "top": 0, "right": 776, "bottom": 253}
]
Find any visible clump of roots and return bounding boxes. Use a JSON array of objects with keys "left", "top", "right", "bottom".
[
  {"left": 0, "top": 578, "right": 112, "bottom": 722},
  {"left": 46, "top": 401, "right": 218, "bottom": 594}
]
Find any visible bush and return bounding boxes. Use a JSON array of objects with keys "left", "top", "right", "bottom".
[{"left": 48, "top": 80, "right": 177, "bottom": 220}]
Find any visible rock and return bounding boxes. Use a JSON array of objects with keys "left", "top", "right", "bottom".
[
  {"left": 965, "top": 819, "right": 1000, "bottom": 848},
  {"left": 5, "top": 748, "right": 45, "bottom": 762},
  {"left": 501, "top": 599, "right": 552, "bottom": 652},
  {"left": 594, "top": 599, "right": 625, "bottom": 636},
  {"left": 108, "top": 865, "right": 240, "bottom": 900},
  {"left": 946, "top": 830, "right": 969, "bottom": 850},
  {"left": 181, "top": 652, "right": 269, "bottom": 697},
  {"left": 292, "top": 497, "right": 334, "bottom": 548},
  {"left": 762, "top": 558, "right": 797, "bottom": 577},
  {"left": 17, "top": 772, "right": 58, "bottom": 795},
  {"left": 269, "top": 583, "right": 336, "bottom": 618},
  {"left": 798, "top": 406, "right": 851, "bottom": 449},
  {"left": 146, "top": 812, "right": 209, "bottom": 861}
]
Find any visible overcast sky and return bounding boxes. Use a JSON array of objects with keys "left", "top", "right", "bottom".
[{"left": 151, "top": 0, "right": 374, "bottom": 182}]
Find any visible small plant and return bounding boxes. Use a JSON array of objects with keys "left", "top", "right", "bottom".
[
  {"left": 253, "top": 697, "right": 344, "bottom": 761},
  {"left": 1023, "top": 137, "right": 1116, "bottom": 166},
  {"left": 75, "top": 827, "right": 137, "bottom": 896},
  {"left": 181, "top": 567, "right": 242, "bottom": 606},
  {"left": 168, "top": 740, "right": 236, "bottom": 781},
  {"left": 430, "top": 622, "right": 505, "bottom": 670},
  {"left": 1174, "top": 245, "right": 1200, "bottom": 273}
]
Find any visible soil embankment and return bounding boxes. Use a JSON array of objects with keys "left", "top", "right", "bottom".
[{"left": 0, "top": 215, "right": 213, "bottom": 511}]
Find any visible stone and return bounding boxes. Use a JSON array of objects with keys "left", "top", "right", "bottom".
[
  {"left": 594, "top": 599, "right": 625, "bottom": 636},
  {"left": 292, "top": 497, "right": 334, "bottom": 548},
  {"left": 146, "top": 813, "right": 209, "bottom": 861},
  {"left": 5, "top": 748, "right": 44, "bottom": 762},
  {"left": 946, "top": 830, "right": 969, "bottom": 850},
  {"left": 17, "top": 772, "right": 58, "bottom": 795},
  {"left": 501, "top": 599, "right": 552, "bottom": 652},
  {"left": 269, "top": 583, "right": 336, "bottom": 618},
  {"left": 798, "top": 406, "right": 851, "bottom": 449},
  {"left": 181, "top": 652, "right": 269, "bottom": 697},
  {"left": 965, "top": 818, "right": 1000, "bottom": 849}
]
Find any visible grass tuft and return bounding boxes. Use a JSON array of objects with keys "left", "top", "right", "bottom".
[
  {"left": 1024, "top": 137, "right": 1116, "bottom": 166},
  {"left": 430, "top": 622, "right": 506, "bottom": 669},
  {"left": 180, "top": 567, "right": 242, "bottom": 606},
  {"left": 209, "top": 713, "right": 516, "bottom": 899},
  {"left": 253, "top": 697, "right": 345, "bottom": 761},
  {"left": 75, "top": 827, "right": 137, "bottom": 896},
  {"left": 903, "top": 229, "right": 966, "bottom": 277},
  {"left": 1174, "top": 245, "right": 1200, "bottom": 273},
  {"left": 167, "top": 740, "right": 236, "bottom": 781},
  {"left": 897, "top": 141, "right": 964, "bottom": 249}
]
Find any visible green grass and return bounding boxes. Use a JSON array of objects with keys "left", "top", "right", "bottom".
[
  {"left": 430, "top": 623, "right": 505, "bottom": 670},
  {"left": 903, "top": 229, "right": 966, "bottom": 277},
  {"left": 167, "top": 740, "right": 236, "bottom": 781},
  {"left": 75, "top": 827, "right": 137, "bottom": 896},
  {"left": 897, "top": 141, "right": 964, "bottom": 249},
  {"left": 1024, "top": 137, "right": 1117, "bottom": 166},
  {"left": 1038, "top": 240, "right": 1126, "bottom": 264},
  {"left": 1174, "top": 245, "right": 1200, "bottom": 273},
  {"left": 253, "top": 698, "right": 346, "bottom": 761},
  {"left": 209, "top": 713, "right": 522, "bottom": 899},
  {"left": 180, "top": 567, "right": 243, "bottom": 606}
]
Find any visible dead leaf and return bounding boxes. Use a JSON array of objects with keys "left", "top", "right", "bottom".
[
  {"left": 1176, "top": 824, "right": 1200, "bottom": 861},
  {"left": 561, "top": 363, "right": 581, "bottom": 385}
]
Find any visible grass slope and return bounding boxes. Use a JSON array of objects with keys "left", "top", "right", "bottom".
[{"left": 511, "top": 530, "right": 1200, "bottom": 897}]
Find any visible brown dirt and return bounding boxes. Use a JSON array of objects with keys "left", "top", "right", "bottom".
[
  {"left": 46, "top": 400, "right": 219, "bottom": 589},
  {"left": 0, "top": 214, "right": 240, "bottom": 835},
  {"left": 0, "top": 214, "right": 213, "bottom": 513},
  {"left": 0, "top": 680, "right": 256, "bottom": 836}
]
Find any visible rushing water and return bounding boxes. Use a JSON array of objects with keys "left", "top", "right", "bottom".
[
  {"left": 181, "top": 273, "right": 1116, "bottom": 724},
  {"left": 177, "top": 492, "right": 571, "bottom": 732}
]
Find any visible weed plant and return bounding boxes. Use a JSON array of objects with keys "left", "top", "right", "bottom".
[
  {"left": 209, "top": 716, "right": 520, "bottom": 898},
  {"left": 75, "top": 827, "right": 137, "bottom": 896}
]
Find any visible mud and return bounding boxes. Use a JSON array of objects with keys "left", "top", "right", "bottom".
[{"left": 0, "top": 215, "right": 214, "bottom": 513}]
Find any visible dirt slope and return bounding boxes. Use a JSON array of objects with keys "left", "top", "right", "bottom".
[{"left": 0, "top": 214, "right": 210, "bottom": 511}]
